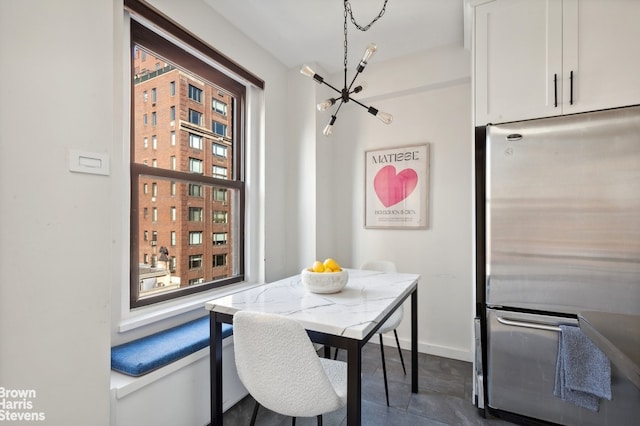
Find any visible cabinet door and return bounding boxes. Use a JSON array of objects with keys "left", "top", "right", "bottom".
[
  {"left": 562, "top": 0, "right": 640, "bottom": 115},
  {"left": 475, "top": 0, "right": 562, "bottom": 125}
]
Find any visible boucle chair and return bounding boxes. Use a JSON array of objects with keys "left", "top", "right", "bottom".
[{"left": 233, "top": 310, "right": 347, "bottom": 425}]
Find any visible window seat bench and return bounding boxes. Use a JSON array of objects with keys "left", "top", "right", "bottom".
[{"left": 111, "top": 316, "right": 233, "bottom": 376}]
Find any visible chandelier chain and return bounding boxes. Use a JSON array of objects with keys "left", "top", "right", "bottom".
[
  {"left": 343, "top": 0, "right": 389, "bottom": 70},
  {"left": 345, "top": 0, "right": 389, "bottom": 32}
]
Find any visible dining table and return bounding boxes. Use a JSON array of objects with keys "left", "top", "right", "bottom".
[{"left": 206, "top": 268, "right": 420, "bottom": 425}]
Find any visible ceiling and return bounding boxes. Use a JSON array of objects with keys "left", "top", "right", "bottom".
[{"left": 204, "top": 0, "right": 465, "bottom": 75}]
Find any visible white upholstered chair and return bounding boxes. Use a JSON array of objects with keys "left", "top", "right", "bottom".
[
  {"left": 360, "top": 260, "right": 406, "bottom": 406},
  {"left": 233, "top": 310, "right": 348, "bottom": 425}
]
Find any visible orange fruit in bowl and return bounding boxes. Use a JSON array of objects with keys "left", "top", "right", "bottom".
[
  {"left": 323, "top": 258, "right": 341, "bottom": 272},
  {"left": 312, "top": 260, "right": 325, "bottom": 273}
]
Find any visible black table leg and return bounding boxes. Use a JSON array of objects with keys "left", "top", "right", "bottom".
[
  {"left": 210, "top": 312, "right": 223, "bottom": 425},
  {"left": 346, "top": 339, "right": 362, "bottom": 425},
  {"left": 411, "top": 288, "right": 418, "bottom": 393}
]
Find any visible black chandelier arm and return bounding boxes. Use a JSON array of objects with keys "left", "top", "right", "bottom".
[{"left": 320, "top": 79, "right": 343, "bottom": 96}]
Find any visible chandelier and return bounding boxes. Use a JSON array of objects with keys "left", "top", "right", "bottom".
[{"left": 300, "top": 0, "right": 393, "bottom": 136}]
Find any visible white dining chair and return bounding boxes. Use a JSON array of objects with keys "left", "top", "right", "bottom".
[
  {"left": 233, "top": 310, "right": 348, "bottom": 425},
  {"left": 358, "top": 260, "right": 406, "bottom": 406}
]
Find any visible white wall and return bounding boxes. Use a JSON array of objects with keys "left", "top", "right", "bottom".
[
  {"left": 315, "top": 45, "right": 474, "bottom": 360},
  {"left": 0, "top": 0, "right": 114, "bottom": 424}
]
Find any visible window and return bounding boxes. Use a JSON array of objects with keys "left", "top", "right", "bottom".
[
  {"left": 212, "top": 143, "right": 227, "bottom": 158},
  {"left": 213, "top": 188, "right": 227, "bottom": 203},
  {"left": 152, "top": 111, "right": 157, "bottom": 126},
  {"left": 189, "top": 109, "right": 202, "bottom": 126},
  {"left": 189, "top": 231, "right": 203, "bottom": 245},
  {"left": 189, "top": 255, "right": 203, "bottom": 269},
  {"left": 189, "top": 133, "right": 203, "bottom": 150},
  {"left": 212, "top": 99, "right": 227, "bottom": 115},
  {"left": 189, "top": 183, "right": 203, "bottom": 197},
  {"left": 212, "top": 232, "right": 227, "bottom": 245},
  {"left": 212, "top": 165, "right": 227, "bottom": 180},
  {"left": 189, "top": 158, "right": 203, "bottom": 174},
  {"left": 213, "top": 254, "right": 226, "bottom": 267},
  {"left": 188, "top": 84, "right": 203, "bottom": 103},
  {"left": 212, "top": 120, "right": 226, "bottom": 137},
  {"left": 213, "top": 210, "right": 227, "bottom": 224},
  {"left": 129, "top": 1, "right": 260, "bottom": 308},
  {"left": 151, "top": 87, "right": 157, "bottom": 103},
  {"left": 152, "top": 135, "right": 157, "bottom": 149},
  {"left": 189, "top": 207, "right": 203, "bottom": 222}
]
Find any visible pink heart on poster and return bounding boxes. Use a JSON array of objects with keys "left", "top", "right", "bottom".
[{"left": 373, "top": 165, "right": 418, "bottom": 207}]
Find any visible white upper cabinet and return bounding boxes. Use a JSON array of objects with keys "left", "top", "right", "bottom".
[{"left": 474, "top": 0, "right": 640, "bottom": 126}]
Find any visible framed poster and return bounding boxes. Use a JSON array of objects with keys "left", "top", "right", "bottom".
[{"left": 365, "top": 144, "right": 429, "bottom": 229}]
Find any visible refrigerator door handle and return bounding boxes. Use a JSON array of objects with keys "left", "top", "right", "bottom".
[
  {"left": 554, "top": 73, "right": 558, "bottom": 107},
  {"left": 496, "top": 316, "right": 562, "bottom": 332}
]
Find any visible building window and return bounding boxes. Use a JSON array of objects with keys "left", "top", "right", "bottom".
[
  {"left": 189, "top": 255, "right": 203, "bottom": 269},
  {"left": 152, "top": 182, "right": 157, "bottom": 197},
  {"left": 152, "top": 135, "right": 157, "bottom": 150},
  {"left": 189, "top": 183, "right": 203, "bottom": 197},
  {"left": 212, "top": 120, "right": 226, "bottom": 137},
  {"left": 188, "top": 84, "right": 203, "bottom": 103},
  {"left": 189, "top": 231, "right": 203, "bottom": 245},
  {"left": 189, "top": 158, "right": 203, "bottom": 174},
  {"left": 189, "top": 133, "right": 203, "bottom": 150},
  {"left": 213, "top": 232, "right": 227, "bottom": 245},
  {"left": 212, "top": 166, "right": 227, "bottom": 180},
  {"left": 213, "top": 210, "right": 228, "bottom": 224},
  {"left": 213, "top": 254, "right": 226, "bottom": 267},
  {"left": 189, "top": 109, "right": 202, "bottom": 126},
  {"left": 212, "top": 143, "right": 227, "bottom": 158},
  {"left": 189, "top": 207, "right": 204, "bottom": 222},
  {"left": 130, "top": 10, "right": 248, "bottom": 308},
  {"left": 151, "top": 87, "right": 157, "bottom": 103},
  {"left": 213, "top": 188, "right": 227, "bottom": 202},
  {"left": 212, "top": 99, "right": 227, "bottom": 116}
]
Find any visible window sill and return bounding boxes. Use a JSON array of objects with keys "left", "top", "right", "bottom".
[{"left": 118, "top": 281, "right": 261, "bottom": 333}]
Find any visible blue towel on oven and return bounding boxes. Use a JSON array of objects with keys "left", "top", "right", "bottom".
[{"left": 553, "top": 325, "right": 611, "bottom": 412}]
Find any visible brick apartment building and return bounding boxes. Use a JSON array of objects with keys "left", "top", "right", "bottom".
[{"left": 132, "top": 46, "right": 234, "bottom": 295}]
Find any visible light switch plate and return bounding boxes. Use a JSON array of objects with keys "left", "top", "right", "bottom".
[{"left": 69, "top": 149, "right": 110, "bottom": 176}]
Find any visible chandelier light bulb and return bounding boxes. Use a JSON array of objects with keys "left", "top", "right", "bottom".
[
  {"left": 361, "top": 43, "right": 377, "bottom": 65},
  {"left": 300, "top": 64, "right": 315, "bottom": 78},
  {"left": 352, "top": 81, "right": 368, "bottom": 94},
  {"left": 317, "top": 98, "right": 336, "bottom": 111},
  {"left": 376, "top": 111, "right": 393, "bottom": 125},
  {"left": 323, "top": 123, "right": 333, "bottom": 136}
]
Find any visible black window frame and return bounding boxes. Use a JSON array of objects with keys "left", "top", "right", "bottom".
[{"left": 127, "top": 0, "right": 262, "bottom": 308}]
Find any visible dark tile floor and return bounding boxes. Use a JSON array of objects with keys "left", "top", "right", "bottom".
[{"left": 223, "top": 341, "right": 516, "bottom": 425}]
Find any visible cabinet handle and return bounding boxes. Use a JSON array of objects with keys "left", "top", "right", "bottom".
[
  {"left": 554, "top": 73, "right": 558, "bottom": 107},
  {"left": 570, "top": 70, "right": 574, "bottom": 105}
]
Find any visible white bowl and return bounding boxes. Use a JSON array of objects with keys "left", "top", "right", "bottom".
[{"left": 301, "top": 268, "right": 349, "bottom": 294}]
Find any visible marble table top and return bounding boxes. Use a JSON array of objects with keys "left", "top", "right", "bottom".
[{"left": 205, "top": 269, "right": 420, "bottom": 340}]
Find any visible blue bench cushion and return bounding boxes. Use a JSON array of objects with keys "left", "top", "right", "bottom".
[{"left": 111, "top": 316, "right": 233, "bottom": 377}]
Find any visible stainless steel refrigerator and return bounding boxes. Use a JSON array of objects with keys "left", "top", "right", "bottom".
[{"left": 475, "top": 105, "right": 640, "bottom": 425}]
